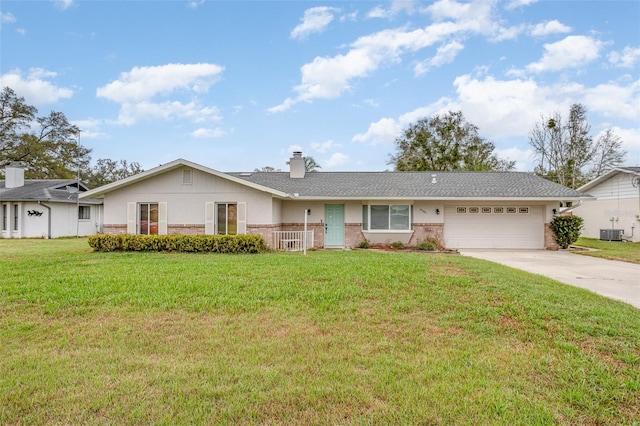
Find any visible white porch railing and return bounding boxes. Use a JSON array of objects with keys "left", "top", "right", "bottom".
[{"left": 273, "top": 230, "right": 314, "bottom": 251}]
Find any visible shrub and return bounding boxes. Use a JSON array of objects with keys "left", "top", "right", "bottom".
[
  {"left": 549, "top": 215, "right": 584, "bottom": 249},
  {"left": 358, "top": 240, "right": 370, "bottom": 249},
  {"left": 417, "top": 240, "right": 436, "bottom": 251},
  {"left": 88, "top": 234, "right": 267, "bottom": 254},
  {"left": 391, "top": 241, "right": 405, "bottom": 250}
]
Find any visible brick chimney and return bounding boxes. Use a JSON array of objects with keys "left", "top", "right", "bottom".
[
  {"left": 289, "top": 151, "right": 305, "bottom": 179},
  {"left": 5, "top": 162, "right": 25, "bottom": 188}
]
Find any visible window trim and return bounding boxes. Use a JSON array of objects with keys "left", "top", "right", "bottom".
[
  {"left": 362, "top": 203, "right": 412, "bottom": 232},
  {"left": 78, "top": 205, "right": 91, "bottom": 220},
  {"left": 216, "top": 202, "right": 238, "bottom": 235}
]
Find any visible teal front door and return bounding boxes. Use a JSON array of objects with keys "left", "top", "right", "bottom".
[{"left": 325, "top": 204, "right": 345, "bottom": 247}]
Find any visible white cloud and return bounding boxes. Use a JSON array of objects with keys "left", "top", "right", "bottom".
[
  {"left": 414, "top": 40, "right": 464, "bottom": 75},
  {"left": 323, "top": 152, "right": 349, "bottom": 168},
  {"left": 291, "top": 7, "right": 339, "bottom": 40},
  {"left": 1, "top": 12, "right": 16, "bottom": 23},
  {"left": 352, "top": 74, "right": 640, "bottom": 154},
  {"left": 96, "top": 63, "right": 224, "bottom": 125},
  {"left": 97, "top": 63, "right": 223, "bottom": 103},
  {"left": 495, "top": 147, "right": 536, "bottom": 171},
  {"left": 187, "top": 0, "right": 205, "bottom": 9},
  {"left": 116, "top": 101, "right": 221, "bottom": 126},
  {"left": 505, "top": 0, "right": 538, "bottom": 10},
  {"left": 54, "top": 0, "right": 75, "bottom": 10},
  {"left": 72, "top": 119, "right": 108, "bottom": 139},
  {"left": 580, "top": 79, "right": 640, "bottom": 121},
  {"left": 530, "top": 20, "right": 571, "bottom": 37},
  {"left": 525, "top": 35, "right": 602, "bottom": 73},
  {"left": 352, "top": 117, "right": 404, "bottom": 144},
  {"left": 0, "top": 68, "right": 73, "bottom": 105},
  {"left": 366, "top": 0, "right": 414, "bottom": 19},
  {"left": 270, "top": 0, "right": 504, "bottom": 113},
  {"left": 190, "top": 127, "right": 225, "bottom": 138},
  {"left": 310, "top": 140, "right": 339, "bottom": 153},
  {"left": 608, "top": 46, "right": 640, "bottom": 68}
]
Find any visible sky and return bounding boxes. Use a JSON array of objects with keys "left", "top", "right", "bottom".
[{"left": 1, "top": 0, "right": 639, "bottom": 174}]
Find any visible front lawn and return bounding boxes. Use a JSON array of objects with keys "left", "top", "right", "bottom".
[
  {"left": 574, "top": 237, "right": 640, "bottom": 264},
  {"left": 1, "top": 238, "right": 639, "bottom": 425}
]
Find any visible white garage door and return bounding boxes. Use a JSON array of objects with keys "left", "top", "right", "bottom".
[{"left": 444, "top": 205, "right": 544, "bottom": 249}]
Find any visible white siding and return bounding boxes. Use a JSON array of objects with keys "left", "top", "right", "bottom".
[{"left": 103, "top": 167, "right": 275, "bottom": 230}]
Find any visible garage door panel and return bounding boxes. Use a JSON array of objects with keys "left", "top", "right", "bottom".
[{"left": 444, "top": 206, "right": 544, "bottom": 249}]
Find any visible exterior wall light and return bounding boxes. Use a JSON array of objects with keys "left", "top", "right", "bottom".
[{"left": 436, "top": 208, "right": 440, "bottom": 215}]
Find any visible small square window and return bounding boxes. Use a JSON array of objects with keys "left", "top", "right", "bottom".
[
  {"left": 78, "top": 205, "right": 90, "bottom": 220},
  {"left": 468, "top": 207, "right": 479, "bottom": 214},
  {"left": 519, "top": 207, "right": 529, "bottom": 214},
  {"left": 506, "top": 207, "right": 517, "bottom": 214},
  {"left": 482, "top": 207, "right": 492, "bottom": 214},
  {"left": 182, "top": 169, "right": 193, "bottom": 185},
  {"left": 456, "top": 207, "right": 467, "bottom": 214},
  {"left": 493, "top": 207, "right": 504, "bottom": 213}
]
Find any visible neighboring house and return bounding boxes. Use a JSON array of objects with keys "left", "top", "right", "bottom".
[
  {"left": 575, "top": 167, "right": 640, "bottom": 242},
  {"left": 0, "top": 163, "right": 103, "bottom": 239},
  {"left": 80, "top": 152, "right": 589, "bottom": 250}
]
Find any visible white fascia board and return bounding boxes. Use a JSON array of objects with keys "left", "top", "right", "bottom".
[{"left": 578, "top": 168, "right": 640, "bottom": 192}]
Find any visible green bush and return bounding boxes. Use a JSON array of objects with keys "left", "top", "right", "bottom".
[
  {"left": 358, "top": 240, "right": 370, "bottom": 249},
  {"left": 391, "top": 241, "right": 405, "bottom": 250},
  {"left": 88, "top": 234, "right": 267, "bottom": 254},
  {"left": 417, "top": 240, "right": 436, "bottom": 251},
  {"left": 549, "top": 215, "right": 584, "bottom": 249}
]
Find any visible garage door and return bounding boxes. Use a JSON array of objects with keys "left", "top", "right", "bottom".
[{"left": 444, "top": 205, "right": 544, "bottom": 249}]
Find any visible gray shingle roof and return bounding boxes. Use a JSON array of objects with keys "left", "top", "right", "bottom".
[
  {"left": 0, "top": 180, "right": 103, "bottom": 204},
  {"left": 229, "top": 171, "right": 587, "bottom": 199}
]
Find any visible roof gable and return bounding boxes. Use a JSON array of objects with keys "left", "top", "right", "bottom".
[
  {"left": 578, "top": 167, "right": 640, "bottom": 192},
  {"left": 79, "top": 158, "right": 289, "bottom": 199}
]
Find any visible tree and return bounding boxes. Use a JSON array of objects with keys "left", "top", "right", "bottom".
[
  {"left": 82, "top": 158, "right": 143, "bottom": 188},
  {"left": 285, "top": 156, "right": 322, "bottom": 172},
  {"left": 0, "top": 86, "right": 90, "bottom": 179},
  {"left": 529, "top": 103, "right": 626, "bottom": 188},
  {"left": 388, "top": 111, "right": 515, "bottom": 172},
  {"left": 254, "top": 166, "right": 282, "bottom": 172}
]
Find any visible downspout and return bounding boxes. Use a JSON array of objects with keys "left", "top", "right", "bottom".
[
  {"left": 558, "top": 200, "right": 582, "bottom": 215},
  {"left": 38, "top": 200, "right": 52, "bottom": 239}
]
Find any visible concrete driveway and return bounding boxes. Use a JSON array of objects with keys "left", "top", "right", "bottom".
[{"left": 460, "top": 250, "right": 640, "bottom": 309}]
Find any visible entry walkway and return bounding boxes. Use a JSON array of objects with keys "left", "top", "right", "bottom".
[{"left": 460, "top": 249, "right": 640, "bottom": 309}]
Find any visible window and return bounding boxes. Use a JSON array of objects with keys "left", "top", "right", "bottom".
[
  {"left": 78, "top": 205, "right": 90, "bottom": 220},
  {"left": 216, "top": 203, "right": 237, "bottom": 235},
  {"left": 362, "top": 204, "right": 411, "bottom": 231},
  {"left": 182, "top": 169, "right": 193, "bottom": 185},
  {"left": 13, "top": 204, "right": 19, "bottom": 231},
  {"left": 506, "top": 207, "right": 517, "bottom": 214},
  {"left": 362, "top": 205, "right": 368, "bottom": 231},
  {"left": 482, "top": 207, "right": 492, "bottom": 214},
  {"left": 139, "top": 203, "right": 159, "bottom": 235},
  {"left": 468, "top": 207, "right": 479, "bottom": 214},
  {"left": 519, "top": 207, "right": 529, "bottom": 214},
  {"left": 493, "top": 207, "right": 504, "bottom": 213},
  {"left": 456, "top": 207, "right": 467, "bottom": 214},
  {"left": 2, "top": 204, "right": 6, "bottom": 231}
]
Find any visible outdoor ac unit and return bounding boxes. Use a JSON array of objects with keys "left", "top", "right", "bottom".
[{"left": 600, "top": 229, "right": 624, "bottom": 241}]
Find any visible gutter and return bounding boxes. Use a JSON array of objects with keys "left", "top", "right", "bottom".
[
  {"left": 38, "top": 200, "right": 52, "bottom": 239},
  {"left": 558, "top": 199, "right": 583, "bottom": 215}
]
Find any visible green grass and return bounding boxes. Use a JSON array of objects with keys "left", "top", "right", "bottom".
[
  {"left": 574, "top": 237, "right": 640, "bottom": 264},
  {"left": 1, "top": 238, "right": 639, "bottom": 425}
]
